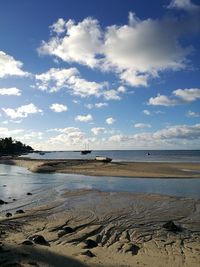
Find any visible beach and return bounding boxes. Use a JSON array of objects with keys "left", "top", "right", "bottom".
[
  {"left": 0, "top": 158, "right": 200, "bottom": 267},
  {"left": 1, "top": 157, "right": 200, "bottom": 178}
]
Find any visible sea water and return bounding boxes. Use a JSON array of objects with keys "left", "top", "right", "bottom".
[
  {"left": 0, "top": 164, "right": 200, "bottom": 213},
  {"left": 22, "top": 150, "right": 200, "bottom": 162}
]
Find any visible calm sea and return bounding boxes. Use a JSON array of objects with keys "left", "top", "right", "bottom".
[{"left": 23, "top": 150, "right": 200, "bottom": 162}]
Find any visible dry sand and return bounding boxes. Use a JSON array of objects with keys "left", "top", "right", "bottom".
[
  {"left": 1, "top": 157, "right": 200, "bottom": 178},
  {"left": 0, "top": 190, "right": 200, "bottom": 267}
]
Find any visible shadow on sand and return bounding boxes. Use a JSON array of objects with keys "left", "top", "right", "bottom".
[{"left": 0, "top": 244, "right": 88, "bottom": 267}]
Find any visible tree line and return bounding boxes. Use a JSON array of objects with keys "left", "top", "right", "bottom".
[{"left": 0, "top": 137, "right": 33, "bottom": 156}]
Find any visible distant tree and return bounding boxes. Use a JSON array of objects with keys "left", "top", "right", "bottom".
[{"left": 0, "top": 137, "right": 33, "bottom": 156}]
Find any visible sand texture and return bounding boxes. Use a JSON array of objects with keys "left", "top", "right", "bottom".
[{"left": 0, "top": 190, "right": 200, "bottom": 267}]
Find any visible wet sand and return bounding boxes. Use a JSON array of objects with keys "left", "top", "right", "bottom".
[
  {"left": 0, "top": 190, "right": 200, "bottom": 267},
  {"left": 1, "top": 157, "right": 200, "bottom": 178}
]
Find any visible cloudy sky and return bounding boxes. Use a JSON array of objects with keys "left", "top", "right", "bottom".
[{"left": 0, "top": 0, "right": 200, "bottom": 150}]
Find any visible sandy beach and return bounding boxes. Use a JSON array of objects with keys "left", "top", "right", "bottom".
[
  {"left": 0, "top": 189, "right": 200, "bottom": 267},
  {"left": 1, "top": 157, "right": 200, "bottom": 178},
  {"left": 0, "top": 158, "right": 200, "bottom": 266}
]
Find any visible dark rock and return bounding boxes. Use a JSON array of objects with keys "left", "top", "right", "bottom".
[
  {"left": 58, "top": 226, "right": 74, "bottom": 237},
  {"left": 29, "top": 235, "right": 49, "bottom": 246},
  {"left": 81, "top": 250, "right": 96, "bottom": 257},
  {"left": 0, "top": 199, "right": 5, "bottom": 205},
  {"left": 63, "top": 226, "right": 74, "bottom": 233},
  {"left": 15, "top": 209, "right": 25, "bottom": 214},
  {"left": 84, "top": 239, "right": 98, "bottom": 249},
  {"left": 22, "top": 240, "right": 34, "bottom": 245},
  {"left": 6, "top": 212, "right": 12, "bottom": 217},
  {"left": 163, "top": 221, "right": 182, "bottom": 233},
  {"left": 27, "top": 192, "right": 32, "bottom": 196},
  {"left": 3, "top": 185, "right": 7, "bottom": 187},
  {"left": 12, "top": 199, "right": 17, "bottom": 201}
]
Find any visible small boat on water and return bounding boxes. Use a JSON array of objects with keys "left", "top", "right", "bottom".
[
  {"left": 81, "top": 150, "right": 91, "bottom": 155},
  {"left": 39, "top": 152, "right": 45, "bottom": 155},
  {"left": 95, "top": 156, "right": 112, "bottom": 163}
]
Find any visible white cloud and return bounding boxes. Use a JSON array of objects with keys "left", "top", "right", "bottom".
[
  {"left": 0, "top": 87, "right": 21, "bottom": 96},
  {"left": 0, "top": 51, "right": 28, "bottom": 78},
  {"left": 75, "top": 114, "right": 93, "bottom": 122},
  {"left": 48, "top": 127, "right": 85, "bottom": 148},
  {"left": 38, "top": 10, "right": 198, "bottom": 88},
  {"left": 143, "top": 109, "right": 151, "bottom": 115},
  {"left": 0, "top": 127, "right": 24, "bottom": 137},
  {"left": 167, "top": 0, "right": 200, "bottom": 11},
  {"left": 153, "top": 124, "right": 200, "bottom": 140},
  {"left": 2, "top": 103, "right": 42, "bottom": 119},
  {"left": 149, "top": 88, "right": 200, "bottom": 106},
  {"left": 91, "top": 127, "right": 106, "bottom": 135},
  {"left": 50, "top": 18, "right": 66, "bottom": 34},
  {"left": 134, "top": 123, "right": 151, "bottom": 128},
  {"left": 50, "top": 103, "right": 68, "bottom": 112},
  {"left": 35, "top": 67, "right": 105, "bottom": 97},
  {"left": 38, "top": 17, "right": 102, "bottom": 68},
  {"left": 186, "top": 110, "right": 200, "bottom": 118},
  {"left": 95, "top": 102, "right": 108, "bottom": 108},
  {"left": 148, "top": 94, "right": 178, "bottom": 106},
  {"left": 106, "top": 117, "right": 115, "bottom": 125},
  {"left": 173, "top": 88, "right": 200, "bottom": 102},
  {"left": 107, "top": 123, "right": 200, "bottom": 149},
  {"left": 103, "top": 89, "right": 121, "bottom": 100}
]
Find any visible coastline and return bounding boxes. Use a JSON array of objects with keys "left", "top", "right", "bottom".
[{"left": 1, "top": 157, "right": 200, "bottom": 178}]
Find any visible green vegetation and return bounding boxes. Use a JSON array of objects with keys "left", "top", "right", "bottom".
[{"left": 0, "top": 137, "right": 33, "bottom": 156}]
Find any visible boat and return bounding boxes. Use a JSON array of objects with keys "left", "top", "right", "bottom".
[
  {"left": 81, "top": 150, "right": 91, "bottom": 155},
  {"left": 39, "top": 152, "right": 45, "bottom": 155},
  {"left": 81, "top": 143, "right": 92, "bottom": 155},
  {"left": 95, "top": 156, "right": 112, "bottom": 163}
]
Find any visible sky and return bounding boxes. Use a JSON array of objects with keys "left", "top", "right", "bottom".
[{"left": 0, "top": 0, "right": 200, "bottom": 150}]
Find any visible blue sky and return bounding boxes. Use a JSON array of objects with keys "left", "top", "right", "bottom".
[{"left": 0, "top": 0, "right": 200, "bottom": 150}]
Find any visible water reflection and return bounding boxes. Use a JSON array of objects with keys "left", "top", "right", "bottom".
[{"left": 0, "top": 164, "right": 200, "bottom": 208}]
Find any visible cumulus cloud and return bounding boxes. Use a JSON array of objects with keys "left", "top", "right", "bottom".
[
  {"left": 148, "top": 94, "right": 178, "bottom": 106},
  {"left": 75, "top": 114, "right": 93, "bottom": 122},
  {"left": 35, "top": 67, "right": 106, "bottom": 97},
  {"left": 50, "top": 103, "right": 68, "bottom": 112},
  {"left": 38, "top": 17, "right": 103, "bottom": 68},
  {"left": 38, "top": 9, "right": 199, "bottom": 87},
  {"left": 0, "top": 127, "right": 24, "bottom": 137},
  {"left": 173, "top": 88, "right": 200, "bottom": 102},
  {"left": 0, "top": 51, "right": 29, "bottom": 78},
  {"left": 167, "top": 0, "right": 200, "bottom": 11},
  {"left": 48, "top": 127, "right": 85, "bottom": 148},
  {"left": 2, "top": 103, "right": 42, "bottom": 119},
  {"left": 108, "top": 123, "right": 200, "bottom": 149},
  {"left": 103, "top": 89, "right": 121, "bottom": 100},
  {"left": 149, "top": 88, "right": 200, "bottom": 106},
  {"left": 186, "top": 110, "right": 200, "bottom": 117},
  {"left": 106, "top": 117, "right": 115, "bottom": 125},
  {"left": 0, "top": 87, "right": 21, "bottom": 96},
  {"left": 91, "top": 127, "right": 106, "bottom": 135},
  {"left": 134, "top": 123, "right": 151, "bottom": 128}
]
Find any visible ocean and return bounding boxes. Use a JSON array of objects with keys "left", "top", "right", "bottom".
[{"left": 22, "top": 150, "right": 200, "bottom": 162}]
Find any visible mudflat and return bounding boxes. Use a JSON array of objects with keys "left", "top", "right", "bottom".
[{"left": 1, "top": 157, "right": 200, "bottom": 178}]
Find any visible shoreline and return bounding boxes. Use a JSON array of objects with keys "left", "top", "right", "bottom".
[{"left": 0, "top": 157, "right": 200, "bottom": 178}]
